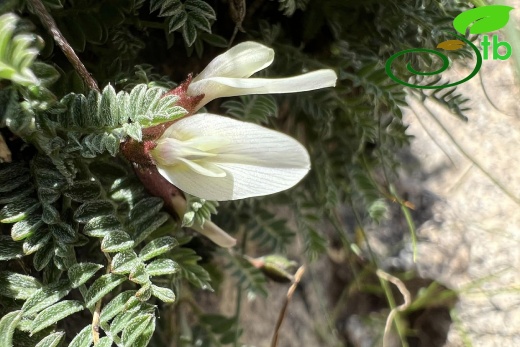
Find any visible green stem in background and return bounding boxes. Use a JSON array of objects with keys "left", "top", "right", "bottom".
[
  {"left": 348, "top": 198, "right": 409, "bottom": 347},
  {"left": 307, "top": 266, "right": 343, "bottom": 346},
  {"left": 409, "top": 109, "right": 458, "bottom": 167},
  {"left": 377, "top": 105, "right": 391, "bottom": 187},
  {"left": 374, "top": 103, "right": 418, "bottom": 263},
  {"left": 478, "top": 66, "right": 512, "bottom": 117},
  {"left": 233, "top": 227, "right": 247, "bottom": 347},
  {"left": 450, "top": 309, "right": 474, "bottom": 347},
  {"left": 92, "top": 252, "right": 112, "bottom": 345},
  {"left": 467, "top": 0, "right": 520, "bottom": 83},
  {"left": 329, "top": 208, "right": 362, "bottom": 260},
  {"left": 270, "top": 266, "right": 305, "bottom": 347},
  {"left": 495, "top": 0, "right": 520, "bottom": 82},
  {"left": 376, "top": 269, "right": 412, "bottom": 347},
  {"left": 389, "top": 185, "right": 418, "bottom": 262},
  {"left": 469, "top": 0, "right": 488, "bottom": 6},
  {"left": 358, "top": 154, "right": 420, "bottom": 262},
  {"left": 408, "top": 92, "right": 520, "bottom": 206},
  {"left": 329, "top": 266, "right": 372, "bottom": 322}
]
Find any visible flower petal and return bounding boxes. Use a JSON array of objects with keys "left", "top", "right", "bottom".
[
  {"left": 176, "top": 158, "right": 227, "bottom": 177},
  {"left": 188, "top": 69, "right": 337, "bottom": 109},
  {"left": 191, "top": 42, "right": 274, "bottom": 82},
  {"left": 191, "top": 220, "right": 237, "bottom": 248},
  {"left": 154, "top": 113, "right": 310, "bottom": 201},
  {"left": 153, "top": 138, "right": 217, "bottom": 164}
]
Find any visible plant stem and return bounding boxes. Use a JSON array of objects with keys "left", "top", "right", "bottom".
[
  {"left": 376, "top": 269, "right": 412, "bottom": 347},
  {"left": 349, "top": 198, "right": 409, "bottom": 346},
  {"left": 494, "top": 0, "right": 520, "bottom": 82},
  {"left": 233, "top": 227, "right": 247, "bottom": 347},
  {"left": 270, "top": 266, "right": 305, "bottom": 347},
  {"left": 92, "top": 252, "right": 112, "bottom": 345},
  {"left": 469, "top": 0, "right": 487, "bottom": 7},
  {"left": 408, "top": 92, "right": 520, "bottom": 206},
  {"left": 389, "top": 185, "right": 418, "bottom": 262},
  {"left": 28, "top": 0, "right": 99, "bottom": 92}
]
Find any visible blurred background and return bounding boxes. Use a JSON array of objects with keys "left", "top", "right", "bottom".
[{"left": 2, "top": 0, "right": 520, "bottom": 346}]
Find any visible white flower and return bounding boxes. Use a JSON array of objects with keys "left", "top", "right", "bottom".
[
  {"left": 138, "top": 42, "right": 338, "bottom": 246},
  {"left": 187, "top": 41, "right": 337, "bottom": 110},
  {"left": 151, "top": 113, "right": 310, "bottom": 201},
  {"left": 147, "top": 42, "right": 337, "bottom": 202}
]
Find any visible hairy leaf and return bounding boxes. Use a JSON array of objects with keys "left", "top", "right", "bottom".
[
  {"left": 30, "top": 300, "right": 84, "bottom": 333},
  {"left": 139, "top": 236, "right": 178, "bottom": 261},
  {"left": 0, "top": 235, "right": 23, "bottom": 260},
  {"left": 64, "top": 181, "right": 101, "bottom": 202},
  {"left": 34, "top": 332, "right": 65, "bottom": 347},
  {"left": 95, "top": 337, "right": 113, "bottom": 347},
  {"left": 129, "top": 263, "right": 149, "bottom": 285},
  {"left": 100, "top": 290, "right": 137, "bottom": 323},
  {"left": 0, "top": 198, "right": 40, "bottom": 223},
  {"left": 129, "top": 197, "right": 164, "bottom": 226},
  {"left": 101, "top": 230, "right": 134, "bottom": 253},
  {"left": 0, "top": 272, "right": 42, "bottom": 300},
  {"left": 11, "top": 214, "right": 44, "bottom": 241},
  {"left": 132, "top": 316, "right": 155, "bottom": 347},
  {"left": 23, "top": 228, "right": 52, "bottom": 255},
  {"left": 0, "top": 310, "right": 22, "bottom": 347},
  {"left": 68, "top": 263, "right": 104, "bottom": 288},
  {"left": 22, "top": 279, "right": 71, "bottom": 316},
  {"left": 85, "top": 274, "right": 126, "bottom": 308},
  {"left": 74, "top": 200, "right": 114, "bottom": 223},
  {"left": 151, "top": 285, "right": 176, "bottom": 303},
  {"left": 131, "top": 212, "right": 170, "bottom": 245},
  {"left": 121, "top": 314, "right": 154, "bottom": 346},
  {"left": 83, "top": 215, "right": 123, "bottom": 238},
  {"left": 146, "top": 258, "right": 180, "bottom": 276},
  {"left": 171, "top": 247, "right": 212, "bottom": 291},
  {"left": 109, "top": 310, "right": 139, "bottom": 336},
  {"left": 68, "top": 324, "right": 93, "bottom": 347},
  {"left": 111, "top": 251, "right": 141, "bottom": 274},
  {"left": 0, "top": 162, "right": 30, "bottom": 190},
  {"left": 0, "top": 14, "right": 39, "bottom": 86}
]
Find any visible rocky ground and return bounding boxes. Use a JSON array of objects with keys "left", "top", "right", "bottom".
[
  {"left": 211, "top": 3, "right": 520, "bottom": 346},
  {"left": 406, "top": 40, "right": 520, "bottom": 346}
]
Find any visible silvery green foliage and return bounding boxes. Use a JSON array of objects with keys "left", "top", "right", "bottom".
[
  {"left": 182, "top": 194, "right": 219, "bottom": 229},
  {"left": 0, "top": 13, "right": 209, "bottom": 347},
  {"left": 148, "top": 0, "right": 219, "bottom": 47},
  {"left": 0, "top": 14, "right": 39, "bottom": 86},
  {"left": 0, "top": 0, "right": 473, "bottom": 346},
  {"left": 271, "top": 0, "right": 309, "bottom": 16}
]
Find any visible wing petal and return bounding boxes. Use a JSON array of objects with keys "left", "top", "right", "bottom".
[
  {"left": 154, "top": 113, "right": 310, "bottom": 200},
  {"left": 188, "top": 70, "right": 337, "bottom": 108}
]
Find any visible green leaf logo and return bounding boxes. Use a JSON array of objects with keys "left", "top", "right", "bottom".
[{"left": 453, "top": 5, "right": 514, "bottom": 35}]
